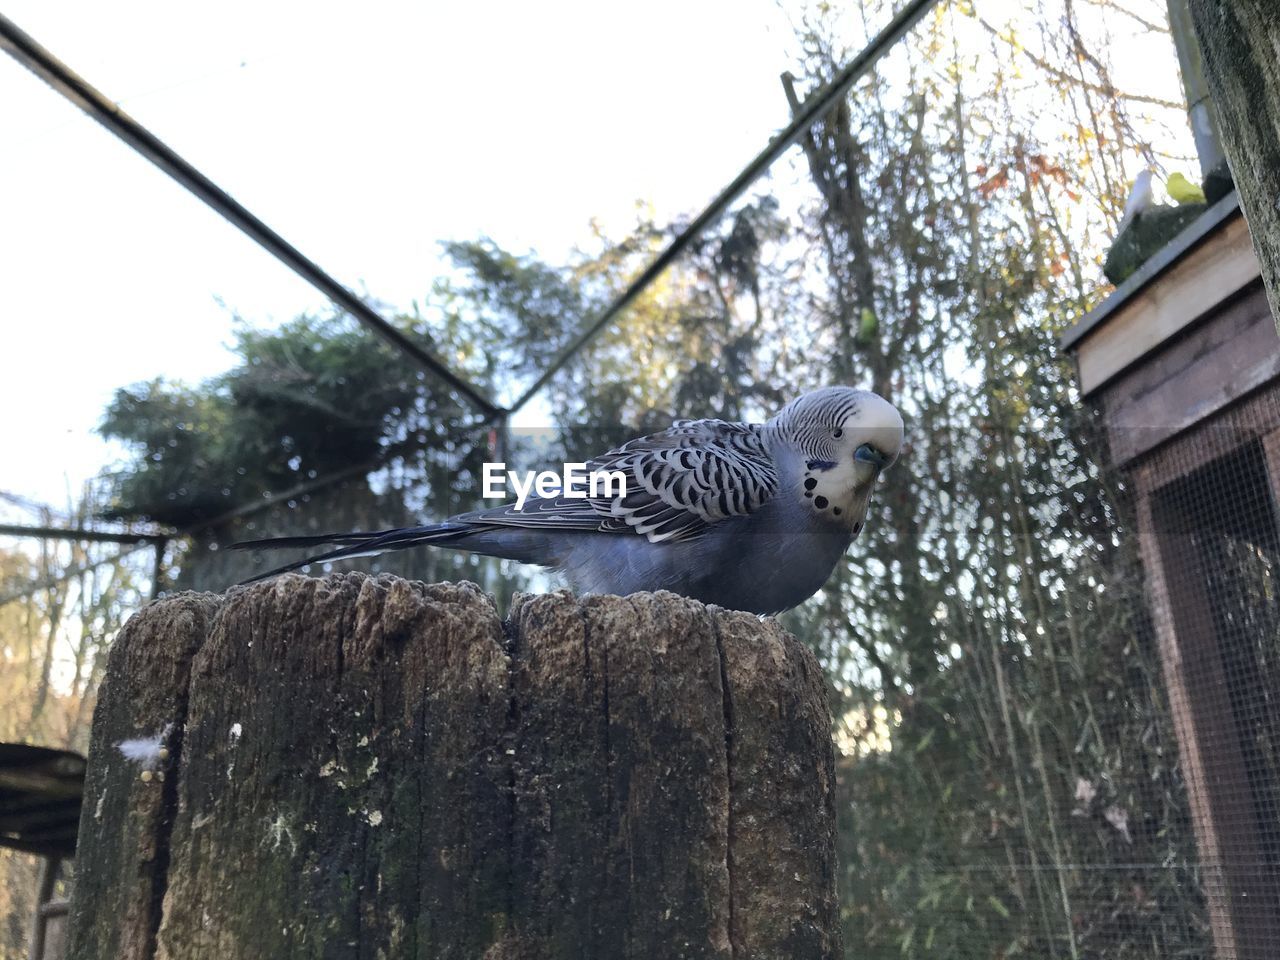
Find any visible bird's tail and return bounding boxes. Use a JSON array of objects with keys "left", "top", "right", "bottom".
[{"left": 231, "top": 523, "right": 468, "bottom": 585}]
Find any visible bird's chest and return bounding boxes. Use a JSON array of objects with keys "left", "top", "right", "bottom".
[
  {"left": 691, "top": 506, "right": 853, "bottom": 614},
  {"left": 800, "top": 460, "right": 869, "bottom": 524}
]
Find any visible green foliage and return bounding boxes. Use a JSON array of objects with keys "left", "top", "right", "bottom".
[
  {"left": 436, "top": 201, "right": 794, "bottom": 463},
  {"left": 777, "top": 1, "right": 1211, "bottom": 956},
  {"left": 436, "top": 238, "right": 590, "bottom": 383},
  {"left": 99, "top": 314, "right": 462, "bottom": 526},
  {"left": 1103, "top": 202, "right": 1206, "bottom": 283},
  {"left": 99, "top": 379, "right": 238, "bottom": 524}
]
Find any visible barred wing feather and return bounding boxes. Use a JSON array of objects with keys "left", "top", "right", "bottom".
[{"left": 478, "top": 419, "right": 778, "bottom": 543}]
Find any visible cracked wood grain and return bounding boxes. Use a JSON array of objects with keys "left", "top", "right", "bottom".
[{"left": 67, "top": 574, "right": 838, "bottom": 960}]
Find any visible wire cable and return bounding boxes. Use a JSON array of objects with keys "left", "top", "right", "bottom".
[
  {"left": 0, "top": 13, "right": 502, "bottom": 419},
  {"left": 1, "top": 2, "right": 940, "bottom": 425},
  {"left": 503, "top": 0, "right": 942, "bottom": 418}
]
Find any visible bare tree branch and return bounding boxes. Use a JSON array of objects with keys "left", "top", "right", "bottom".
[{"left": 976, "top": 14, "right": 1184, "bottom": 110}]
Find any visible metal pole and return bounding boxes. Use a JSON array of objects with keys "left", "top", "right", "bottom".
[
  {"left": 1, "top": 1, "right": 941, "bottom": 426},
  {"left": 150, "top": 537, "right": 168, "bottom": 600},
  {"left": 504, "top": 0, "right": 942, "bottom": 418},
  {"left": 28, "top": 856, "right": 60, "bottom": 960},
  {"left": 1166, "top": 0, "right": 1224, "bottom": 178},
  {"left": 0, "top": 14, "right": 502, "bottom": 420},
  {"left": 0, "top": 524, "right": 167, "bottom": 545}
]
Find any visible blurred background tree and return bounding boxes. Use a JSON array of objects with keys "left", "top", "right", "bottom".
[
  {"left": 0, "top": 490, "right": 143, "bottom": 958},
  {"left": 778, "top": 1, "right": 1206, "bottom": 955}
]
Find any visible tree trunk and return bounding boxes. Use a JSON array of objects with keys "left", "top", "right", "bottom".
[
  {"left": 1188, "top": 0, "right": 1280, "bottom": 335},
  {"left": 66, "top": 574, "right": 840, "bottom": 959}
]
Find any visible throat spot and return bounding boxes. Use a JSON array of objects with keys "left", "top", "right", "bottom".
[
  {"left": 802, "top": 470, "right": 859, "bottom": 521},
  {"left": 802, "top": 474, "right": 833, "bottom": 511}
]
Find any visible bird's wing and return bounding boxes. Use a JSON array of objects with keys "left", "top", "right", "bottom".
[
  {"left": 476, "top": 419, "right": 779, "bottom": 543},
  {"left": 231, "top": 420, "right": 779, "bottom": 583}
]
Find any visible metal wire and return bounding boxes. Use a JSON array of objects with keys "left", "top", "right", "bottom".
[
  {"left": 0, "top": 0, "right": 942, "bottom": 580},
  {"left": 0, "top": 13, "right": 502, "bottom": 419},
  {"left": 504, "top": 0, "right": 942, "bottom": 417},
  {"left": 1135, "top": 396, "right": 1280, "bottom": 958},
  {"left": 0, "top": 2, "right": 941, "bottom": 427},
  {"left": 0, "top": 541, "right": 152, "bottom": 609},
  {"left": 0, "top": 523, "right": 166, "bottom": 545}
]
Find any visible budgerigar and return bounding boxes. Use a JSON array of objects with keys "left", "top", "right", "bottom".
[
  {"left": 234, "top": 386, "right": 904, "bottom": 614},
  {"left": 1166, "top": 171, "right": 1206, "bottom": 206},
  {"left": 1117, "top": 169, "right": 1154, "bottom": 230}
]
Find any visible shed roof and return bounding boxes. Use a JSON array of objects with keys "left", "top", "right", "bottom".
[{"left": 1061, "top": 191, "right": 1242, "bottom": 354}]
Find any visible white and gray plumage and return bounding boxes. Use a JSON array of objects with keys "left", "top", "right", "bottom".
[
  {"left": 1117, "top": 168, "right": 1154, "bottom": 231},
  {"left": 234, "top": 386, "right": 904, "bottom": 614}
]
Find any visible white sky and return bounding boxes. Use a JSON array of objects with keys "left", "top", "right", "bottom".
[
  {"left": 0, "top": 0, "right": 801, "bottom": 513},
  {"left": 0, "top": 0, "right": 1193, "bottom": 522}
]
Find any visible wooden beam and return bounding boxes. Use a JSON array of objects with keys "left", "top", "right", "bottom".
[
  {"left": 29, "top": 857, "right": 62, "bottom": 960},
  {"left": 1134, "top": 493, "right": 1239, "bottom": 959},
  {"left": 1098, "top": 283, "right": 1279, "bottom": 465},
  {"left": 1134, "top": 446, "right": 1280, "bottom": 958},
  {"left": 1125, "top": 381, "right": 1280, "bottom": 485},
  {"left": 1188, "top": 0, "right": 1280, "bottom": 337},
  {"left": 1074, "top": 212, "right": 1261, "bottom": 394},
  {"left": 1261, "top": 427, "right": 1280, "bottom": 509}
]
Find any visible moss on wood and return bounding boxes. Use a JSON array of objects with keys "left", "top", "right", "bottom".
[{"left": 67, "top": 576, "right": 839, "bottom": 960}]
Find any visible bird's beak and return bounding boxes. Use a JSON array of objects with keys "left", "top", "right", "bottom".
[{"left": 854, "top": 443, "right": 889, "bottom": 470}]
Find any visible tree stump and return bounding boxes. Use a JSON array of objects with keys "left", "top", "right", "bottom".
[{"left": 66, "top": 574, "right": 839, "bottom": 959}]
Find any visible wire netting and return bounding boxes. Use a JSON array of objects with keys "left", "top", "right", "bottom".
[{"left": 1133, "top": 387, "right": 1280, "bottom": 959}]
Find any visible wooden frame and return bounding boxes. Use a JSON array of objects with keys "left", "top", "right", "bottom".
[
  {"left": 29, "top": 857, "right": 68, "bottom": 960},
  {"left": 1075, "top": 212, "right": 1261, "bottom": 394},
  {"left": 1065, "top": 198, "right": 1280, "bottom": 959},
  {"left": 1134, "top": 428, "right": 1280, "bottom": 958}
]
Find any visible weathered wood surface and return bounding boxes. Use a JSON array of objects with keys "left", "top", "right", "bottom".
[
  {"left": 67, "top": 574, "right": 839, "bottom": 960},
  {"left": 1189, "top": 0, "right": 1280, "bottom": 336},
  {"left": 1097, "top": 281, "right": 1279, "bottom": 466},
  {"left": 1074, "top": 209, "right": 1261, "bottom": 396}
]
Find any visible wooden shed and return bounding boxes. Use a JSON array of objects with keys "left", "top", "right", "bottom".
[
  {"left": 0, "top": 743, "right": 83, "bottom": 960},
  {"left": 1062, "top": 193, "right": 1280, "bottom": 959}
]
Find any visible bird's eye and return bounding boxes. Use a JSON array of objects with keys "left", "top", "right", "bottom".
[{"left": 833, "top": 428, "right": 843, "bottom": 439}]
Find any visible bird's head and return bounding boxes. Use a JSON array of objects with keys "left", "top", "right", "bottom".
[{"left": 768, "top": 387, "right": 903, "bottom": 534}]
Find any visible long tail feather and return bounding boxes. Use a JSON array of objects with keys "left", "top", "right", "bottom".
[
  {"left": 231, "top": 530, "right": 403, "bottom": 550},
  {"left": 233, "top": 523, "right": 465, "bottom": 585}
]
